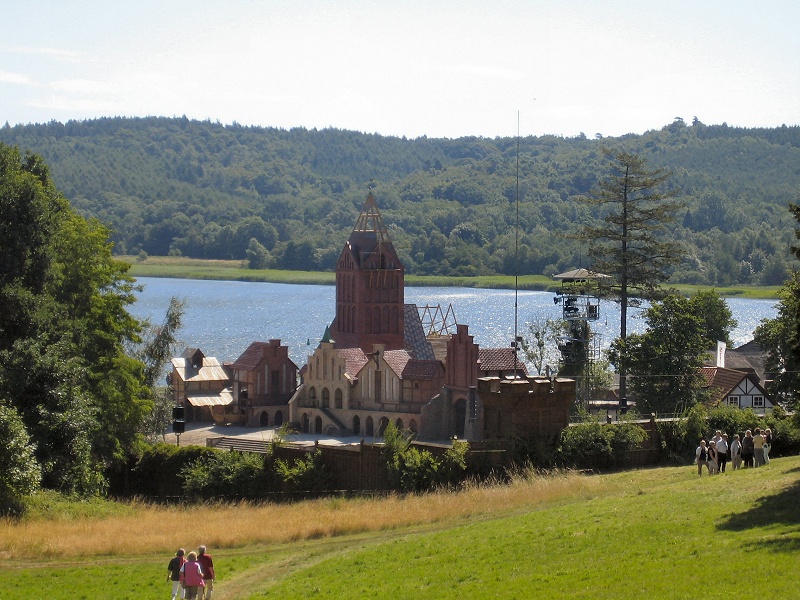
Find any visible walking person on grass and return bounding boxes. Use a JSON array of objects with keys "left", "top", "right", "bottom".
[
  {"left": 167, "top": 548, "right": 186, "bottom": 600},
  {"left": 197, "top": 545, "right": 216, "bottom": 600},
  {"left": 180, "top": 551, "right": 205, "bottom": 600}
]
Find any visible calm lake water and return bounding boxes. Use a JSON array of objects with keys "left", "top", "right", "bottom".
[{"left": 129, "top": 277, "right": 778, "bottom": 368}]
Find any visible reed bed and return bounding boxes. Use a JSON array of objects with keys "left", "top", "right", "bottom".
[{"left": 0, "top": 469, "right": 604, "bottom": 560}]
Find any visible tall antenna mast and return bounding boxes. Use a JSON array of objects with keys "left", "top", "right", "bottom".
[{"left": 513, "top": 111, "right": 520, "bottom": 378}]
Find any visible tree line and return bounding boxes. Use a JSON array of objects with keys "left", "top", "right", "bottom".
[{"left": 1, "top": 116, "right": 798, "bottom": 285}]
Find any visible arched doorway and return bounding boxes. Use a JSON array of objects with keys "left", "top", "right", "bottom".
[
  {"left": 365, "top": 416, "right": 374, "bottom": 437},
  {"left": 378, "top": 417, "right": 389, "bottom": 437},
  {"left": 409, "top": 419, "right": 418, "bottom": 434},
  {"left": 259, "top": 411, "right": 269, "bottom": 427},
  {"left": 314, "top": 416, "right": 323, "bottom": 434},
  {"left": 335, "top": 388, "right": 343, "bottom": 409},
  {"left": 302, "top": 413, "right": 310, "bottom": 433},
  {"left": 322, "top": 388, "right": 330, "bottom": 408},
  {"left": 395, "top": 418, "right": 404, "bottom": 430},
  {"left": 274, "top": 410, "right": 284, "bottom": 427},
  {"left": 352, "top": 415, "right": 361, "bottom": 436}
]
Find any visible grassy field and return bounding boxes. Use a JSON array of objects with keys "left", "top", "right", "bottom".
[
  {"left": 121, "top": 256, "right": 781, "bottom": 298},
  {"left": 1, "top": 457, "right": 798, "bottom": 599}
]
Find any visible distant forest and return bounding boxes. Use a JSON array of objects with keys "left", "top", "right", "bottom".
[{"left": 2, "top": 116, "right": 799, "bottom": 285}]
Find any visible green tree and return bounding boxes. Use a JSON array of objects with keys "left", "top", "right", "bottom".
[
  {"left": 137, "top": 297, "right": 186, "bottom": 442},
  {"left": 0, "top": 143, "right": 148, "bottom": 494},
  {"left": 754, "top": 270, "right": 800, "bottom": 411},
  {"left": 609, "top": 295, "right": 708, "bottom": 415},
  {"left": 577, "top": 149, "right": 684, "bottom": 409},
  {"left": 520, "top": 318, "right": 565, "bottom": 376},
  {"left": 0, "top": 402, "right": 41, "bottom": 516},
  {"left": 689, "top": 289, "right": 737, "bottom": 347}
]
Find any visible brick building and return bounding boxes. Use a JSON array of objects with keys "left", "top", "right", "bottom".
[{"left": 289, "top": 192, "right": 574, "bottom": 443}]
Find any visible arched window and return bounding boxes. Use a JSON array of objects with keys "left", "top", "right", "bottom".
[
  {"left": 322, "top": 387, "right": 330, "bottom": 408},
  {"left": 395, "top": 418, "right": 404, "bottom": 430},
  {"left": 335, "top": 388, "right": 343, "bottom": 409}
]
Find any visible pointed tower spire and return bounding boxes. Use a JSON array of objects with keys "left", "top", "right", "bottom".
[{"left": 352, "top": 191, "right": 391, "bottom": 250}]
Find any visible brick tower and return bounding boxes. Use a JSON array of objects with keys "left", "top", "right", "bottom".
[{"left": 331, "top": 191, "right": 405, "bottom": 351}]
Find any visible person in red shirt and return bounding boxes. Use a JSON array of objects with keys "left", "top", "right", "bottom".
[{"left": 197, "top": 545, "right": 215, "bottom": 600}]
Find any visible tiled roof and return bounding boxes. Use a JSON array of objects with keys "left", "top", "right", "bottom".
[
  {"left": 700, "top": 367, "right": 751, "bottom": 405},
  {"left": 337, "top": 347, "right": 370, "bottom": 379},
  {"left": 383, "top": 349, "right": 412, "bottom": 377},
  {"left": 478, "top": 348, "right": 529, "bottom": 375},
  {"left": 404, "top": 304, "right": 435, "bottom": 360},
  {"left": 401, "top": 359, "right": 441, "bottom": 381},
  {"left": 231, "top": 341, "right": 298, "bottom": 371},
  {"left": 231, "top": 341, "right": 269, "bottom": 370}
]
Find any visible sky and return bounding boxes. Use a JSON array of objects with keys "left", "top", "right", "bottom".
[{"left": 2, "top": 0, "right": 799, "bottom": 139}]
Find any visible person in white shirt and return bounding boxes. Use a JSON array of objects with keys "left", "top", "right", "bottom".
[{"left": 715, "top": 434, "right": 729, "bottom": 472}]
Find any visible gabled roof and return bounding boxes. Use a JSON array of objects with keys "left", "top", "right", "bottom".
[
  {"left": 231, "top": 341, "right": 298, "bottom": 371},
  {"left": 383, "top": 349, "right": 412, "bottom": 377},
  {"left": 700, "top": 366, "right": 766, "bottom": 406},
  {"left": 171, "top": 355, "right": 229, "bottom": 383},
  {"left": 478, "top": 348, "right": 529, "bottom": 375},
  {"left": 337, "top": 347, "right": 370, "bottom": 380},
  {"left": 231, "top": 342, "right": 268, "bottom": 371}
]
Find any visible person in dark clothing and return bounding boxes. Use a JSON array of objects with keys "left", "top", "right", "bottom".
[
  {"left": 741, "top": 429, "right": 755, "bottom": 468},
  {"left": 167, "top": 548, "right": 186, "bottom": 600}
]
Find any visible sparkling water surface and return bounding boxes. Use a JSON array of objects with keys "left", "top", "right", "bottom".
[{"left": 129, "top": 277, "right": 778, "bottom": 368}]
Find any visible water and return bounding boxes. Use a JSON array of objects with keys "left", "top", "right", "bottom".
[{"left": 129, "top": 277, "right": 778, "bottom": 367}]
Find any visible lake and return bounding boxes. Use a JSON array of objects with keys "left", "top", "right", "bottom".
[{"left": 129, "top": 277, "right": 778, "bottom": 368}]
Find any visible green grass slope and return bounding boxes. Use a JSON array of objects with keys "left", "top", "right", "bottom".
[{"left": 1, "top": 458, "right": 797, "bottom": 599}]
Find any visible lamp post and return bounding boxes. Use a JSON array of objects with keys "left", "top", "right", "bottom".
[{"left": 172, "top": 405, "right": 185, "bottom": 446}]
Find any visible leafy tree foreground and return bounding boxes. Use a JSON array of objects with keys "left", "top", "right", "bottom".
[{"left": 0, "top": 143, "right": 160, "bottom": 511}]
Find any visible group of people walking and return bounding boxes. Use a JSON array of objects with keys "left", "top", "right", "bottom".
[
  {"left": 167, "top": 545, "right": 215, "bottom": 600},
  {"left": 695, "top": 428, "right": 772, "bottom": 476}
]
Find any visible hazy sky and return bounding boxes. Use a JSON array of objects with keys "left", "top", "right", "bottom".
[{"left": 2, "top": 1, "right": 798, "bottom": 139}]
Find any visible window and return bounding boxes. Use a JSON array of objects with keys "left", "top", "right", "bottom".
[
  {"left": 727, "top": 396, "right": 740, "bottom": 408},
  {"left": 322, "top": 387, "right": 330, "bottom": 408},
  {"left": 753, "top": 396, "right": 765, "bottom": 408}
]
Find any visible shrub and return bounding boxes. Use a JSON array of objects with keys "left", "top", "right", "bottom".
[
  {"left": 0, "top": 402, "right": 41, "bottom": 516},
  {"left": 557, "top": 419, "right": 647, "bottom": 470},
  {"left": 381, "top": 422, "right": 470, "bottom": 493},
  {"left": 275, "top": 450, "right": 334, "bottom": 493},
  {"left": 558, "top": 421, "right": 614, "bottom": 469},
  {"left": 130, "top": 443, "right": 217, "bottom": 498},
  {"left": 181, "top": 449, "right": 277, "bottom": 500}
]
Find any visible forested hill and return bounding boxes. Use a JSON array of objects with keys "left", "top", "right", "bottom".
[{"left": 2, "top": 117, "right": 799, "bottom": 285}]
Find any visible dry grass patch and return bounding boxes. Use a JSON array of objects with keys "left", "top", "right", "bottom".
[{"left": 1, "top": 469, "right": 604, "bottom": 560}]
